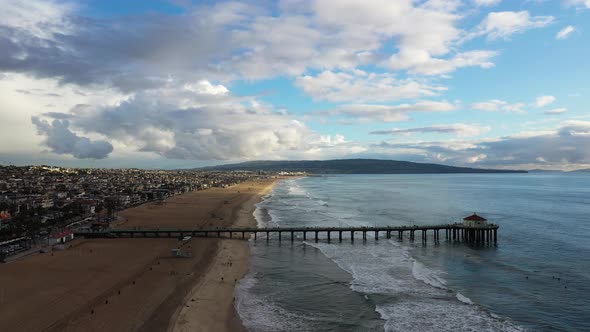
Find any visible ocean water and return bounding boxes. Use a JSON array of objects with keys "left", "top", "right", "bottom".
[{"left": 235, "top": 174, "right": 590, "bottom": 331}]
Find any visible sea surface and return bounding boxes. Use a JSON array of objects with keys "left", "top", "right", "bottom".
[{"left": 235, "top": 174, "right": 590, "bottom": 331}]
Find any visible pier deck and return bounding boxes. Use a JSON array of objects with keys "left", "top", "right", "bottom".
[{"left": 75, "top": 223, "right": 499, "bottom": 245}]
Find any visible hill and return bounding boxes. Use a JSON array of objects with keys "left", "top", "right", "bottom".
[
  {"left": 198, "top": 159, "right": 527, "bottom": 174},
  {"left": 528, "top": 169, "right": 564, "bottom": 173}
]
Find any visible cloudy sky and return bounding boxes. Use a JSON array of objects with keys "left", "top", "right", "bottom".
[{"left": 1, "top": 0, "right": 589, "bottom": 170}]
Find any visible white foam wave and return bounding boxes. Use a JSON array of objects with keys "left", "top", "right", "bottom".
[
  {"left": 235, "top": 273, "right": 311, "bottom": 332},
  {"left": 457, "top": 292, "right": 474, "bottom": 305},
  {"left": 411, "top": 259, "right": 447, "bottom": 290},
  {"left": 245, "top": 177, "right": 527, "bottom": 332},
  {"left": 287, "top": 182, "right": 309, "bottom": 197},
  {"left": 303, "top": 241, "right": 441, "bottom": 297},
  {"left": 376, "top": 301, "right": 526, "bottom": 332},
  {"left": 303, "top": 240, "right": 527, "bottom": 331},
  {"left": 253, "top": 190, "right": 279, "bottom": 228}
]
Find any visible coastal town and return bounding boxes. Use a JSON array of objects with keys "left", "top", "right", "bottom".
[{"left": 0, "top": 165, "right": 295, "bottom": 260}]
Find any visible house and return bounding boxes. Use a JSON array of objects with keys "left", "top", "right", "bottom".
[
  {"left": 463, "top": 213, "right": 488, "bottom": 227},
  {"left": 49, "top": 230, "right": 74, "bottom": 245},
  {"left": 79, "top": 200, "right": 97, "bottom": 214}
]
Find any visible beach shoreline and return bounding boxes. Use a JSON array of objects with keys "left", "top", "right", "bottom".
[
  {"left": 169, "top": 178, "right": 279, "bottom": 332},
  {"left": 0, "top": 177, "right": 286, "bottom": 332}
]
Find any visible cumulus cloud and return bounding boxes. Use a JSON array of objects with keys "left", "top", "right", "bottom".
[
  {"left": 324, "top": 101, "right": 456, "bottom": 122},
  {"left": 31, "top": 117, "right": 113, "bottom": 159},
  {"left": 0, "top": 0, "right": 73, "bottom": 39},
  {"left": 0, "top": 0, "right": 500, "bottom": 92},
  {"left": 468, "top": 11, "right": 554, "bottom": 40},
  {"left": 373, "top": 121, "right": 590, "bottom": 168},
  {"left": 470, "top": 99, "right": 525, "bottom": 113},
  {"left": 473, "top": 0, "right": 501, "bottom": 6},
  {"left": 535, "top": 95, "right": 556, "bottom": 107},
  {"left": 556, "top": 26, "right": 575, "bottom": 40},
  {"left": 370, "top": 123, "right": 490, "bottom": 137},
  {"left": 544, "top": 108, "right": 567, "bottom": 115},
  {"left": 184, "top": 80, "right": 229, "bottom": 95},
  {"left": 3, "top": 0, "right": 580, "bottom": 168},
  {"left": 387, "top": 50, "right": 497, "bottom": 76},
  {"left": 295, "top": 70, "right": 445, "bottom": 102},
  {"left": 30, "top": 81, "right": 356, "bottom": 161},
  {"left": 0, "top": 0, "right": 247, "bottom": 91},
  {"left": 564, "top": 0, "right": 590, "bottom": 8}
]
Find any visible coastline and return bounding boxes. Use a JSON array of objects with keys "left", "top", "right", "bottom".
[
  {"left": 170, "top": 178, "right": 279, "bottom": 332},
  {"left": 0, "top": 177, "right": 284, "bottom": 332}
]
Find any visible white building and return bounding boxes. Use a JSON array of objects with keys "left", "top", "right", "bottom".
[{"left": 463, "top": 213, "right": 488, "bottom": 227}]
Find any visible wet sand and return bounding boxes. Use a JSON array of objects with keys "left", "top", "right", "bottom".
[{"left": 0, "top": 178, "right": 280, "bottom": 332}]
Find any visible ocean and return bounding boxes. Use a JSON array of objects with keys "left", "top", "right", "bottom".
[{"left": 235, "top": 174, "right": 590, "bottom": 331}]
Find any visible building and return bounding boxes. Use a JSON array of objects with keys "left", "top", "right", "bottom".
[
  {"left": 49, "top": 230, "right": 74, "bottom": 245},
  {"left": 79, "top": 200, "right": 97, "bottom": 214},
  {"left": 463, "top": 213, "right": 487, "bottom": 227}
]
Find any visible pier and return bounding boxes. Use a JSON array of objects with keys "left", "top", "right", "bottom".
[{"left": 75, "top": 223, "right": 499, "bottom": 245}]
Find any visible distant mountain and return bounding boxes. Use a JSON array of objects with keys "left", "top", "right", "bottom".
[
  {"left": 570, "top": 169, "right": 590, "bottom": 173},
  {"left": 198, "top": 159, "right": 527, "bottom": 174},
  {"left": 528, "top": 169, "right": 564, "bottom": 173}
]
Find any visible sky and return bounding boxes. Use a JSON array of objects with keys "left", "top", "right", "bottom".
[{"left": 0, "top": 0, "right": 589, "bottom": 170}]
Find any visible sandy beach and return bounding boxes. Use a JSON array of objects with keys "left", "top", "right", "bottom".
[{"left": 0, "top": 177, "right": 280, "bottom": 332}]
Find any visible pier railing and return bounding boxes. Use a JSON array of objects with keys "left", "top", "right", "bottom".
[{"left": 75, "top": 223, "right": 499, "bottom": 245}]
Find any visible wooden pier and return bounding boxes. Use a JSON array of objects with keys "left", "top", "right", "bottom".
[{"left": 75, "top": 223, "right": 499, "bottom": 245}]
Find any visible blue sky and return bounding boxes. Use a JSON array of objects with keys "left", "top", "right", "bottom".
[{"left": 0, "top": 0, "right": 589, "bottom": 170}]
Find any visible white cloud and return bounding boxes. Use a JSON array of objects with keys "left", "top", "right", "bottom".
[
  {"left": 370, "top": 123, "right": 490, "bottom": 137},
  {"left": 234, "top": 0, "right": 492, "bottom": 78},
  {"left": 469, "top": 11, "right": 554, "bottom": 40},
  {"left": 473, "top": 0, "right": 501, "bottom": 7},
  {"left": 0, "top": 0, "right": 74, "bottom": 39},
  {"left": 563, "top": 0, "right": 590, "bottom": 8},
  {"left": 535, "top": 95, "right": 556, "bottom": 107},
  {"left": 183, "top": 80, "right": 229, "bottom": 95},
  {"left": 544, "top": 108, "right": 567, "bottom": 115},
  {"left": 325, "top": 101, "right": 456, "bottom": 122},
  {"left": 25, "top": 79, "right": 360, "bottom": 161},
  {"left": 0, "top": 0, "right": 499, "bottom": 89},
  {"left": 0, "top": 74, "right": 126, "bottom": 156},
  {"left": 5, "top": 0, "right": 576, "bottom": 167},
  {"left": 31, "top": 117, "right": 113, "bottom": 159},
  {"left": 295, "top": 70, "right": 446, "bottom": 102},
  {"left": 470, "top": 99, "right": 525, "bottom": 113},
  {"left": 387, "top": 49, "right": 497, "bottom": 76},
  {"left": 556, "top": 26, "right": 576, "bottom": 40},
  {"left": 372, "top": 121, "right": 590, "bottom": 169}
]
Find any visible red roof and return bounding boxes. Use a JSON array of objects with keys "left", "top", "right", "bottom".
[
  {"left": 463, "top": 213, "right": 487, "bottom": 222},
  {"left": 51, "top": 230, "right": 73, "bottom": 238}
]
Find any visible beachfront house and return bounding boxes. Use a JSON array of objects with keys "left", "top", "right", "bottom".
[
  {"left": 463, "top": 213, "right": 487, "bottom": 227},
  {"left": 49, "top": 230, "right": 74, "bottom": 245}
]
